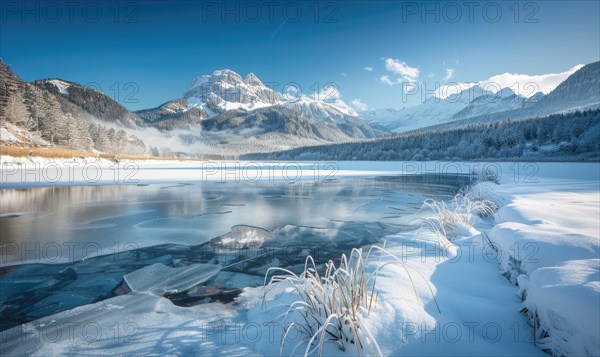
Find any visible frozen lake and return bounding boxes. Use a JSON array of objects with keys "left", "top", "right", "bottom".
[{"left": 0, "top": 174, "right": 471, "bottom": 331}]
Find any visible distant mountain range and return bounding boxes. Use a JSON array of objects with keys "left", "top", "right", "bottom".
[
  {"left": 360, "top": 61, "right": 600, "bottom": 133},
  {"left": 1, "top": 60, "right": 598, "bottom": 158},
  {"left": 425, "top": 61, "right": 600, "bottom": 132}
]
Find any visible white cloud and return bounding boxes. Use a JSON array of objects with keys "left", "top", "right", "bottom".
[
  {"left": 442, "top": 68, "right": 454, "bottom": 81},
  {"left": 384, "top": 58, "right": 419, "bottom": 82},
  {"left": 435, "top": 65, "right": 584, "bottom": 99},
  {"left": 351, "top": 99, "right": 368, "bottom": 112},
  {"left": 363, "top": 66, "right": 374, "bottom": 72},
  {"left": 341, "top": 72, "right": 347, "bottom": 77},
  {"left": 379, "top": 75, "right": 394, "bottom": 86}
]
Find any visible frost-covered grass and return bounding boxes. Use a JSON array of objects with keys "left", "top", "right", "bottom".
[
  {"left": 262, "top": 246, "right": 440, "bottom": 357},
  {"left": 420, "top": 183, "right": 499, "bottom": 242},
  {"left": 263, "top": 248, "right": 385, "bottom": 356}
]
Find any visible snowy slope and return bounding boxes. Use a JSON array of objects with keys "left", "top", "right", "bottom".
[
  {"left": 283, "top": 96, "right": 358, "bottom": 124},
  {"left": 532, "top": 61, "right": 600, "bottom": 113},
  {"left": 450, "top": 88, "right": 544, "bottom": 121},
  {"left": 360, "top": 86, "right": 487, "bottom": 132},
  {"left": 45, "top": 79, "right": 71, "bottom": 95},
  {"left": 135, "top": 98, "right": 208, "bottom": 129},
  {"left": 34, "top": 78, "right": 142, "bottom": 128}
]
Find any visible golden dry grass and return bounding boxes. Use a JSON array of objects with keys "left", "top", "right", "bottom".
[
  {"left": 0, "top": 145, "right": 200, "bottom": 162},
  {"left": 0, "top": 146, "right": 82, "bottom": 158}
]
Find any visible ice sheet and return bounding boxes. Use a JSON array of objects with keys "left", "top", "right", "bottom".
[{"left": 123, "top": 263, "right": 221, "bottom": 295}]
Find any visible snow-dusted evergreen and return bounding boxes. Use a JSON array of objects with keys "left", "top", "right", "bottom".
[{"left": 0, "top": 60, "right": 145, "bottom": 154}]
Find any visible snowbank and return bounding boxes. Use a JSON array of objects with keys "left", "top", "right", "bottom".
[
  {"left": 526, "top": 259, "right": 599, "bottom": 356},
  {"left": 488, "top": 177, "right": 600, "bottom": 356}
]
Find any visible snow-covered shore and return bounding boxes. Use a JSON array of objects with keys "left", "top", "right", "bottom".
[
  {"left": 488, "top": 177, "right": 600, "bottom": 356},
  {"left": 2, "top": 155, "right": 599, "bottom": 187},
  {"left": 0, "top": 162, "right": 598, "bottom": 356}
]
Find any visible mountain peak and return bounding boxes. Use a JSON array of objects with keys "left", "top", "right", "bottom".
[
  {"left": 210, "top": 69, "right": 244, "bottom": 85},
  {"left": 188, "top": 69, "right": 245, "bottom": 90},
  {"left": 38, "top": 78, "right": 73, "bottom": 95},
  {"left": 183, "top": 69, "right": 364, "bottom": 122},
  {"left": 184, "top": 69, "right": 281, "bottom": 114},
  {"left": 245, "top": 72, "right": 263, "bottom": 86},
  {"left": 498, "top": 87, "right": 516, "bottom": 98}
]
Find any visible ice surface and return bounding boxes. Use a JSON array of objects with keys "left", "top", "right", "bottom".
[
  {"left": 0, "top": 293, "right": 253, "bottom": 357},
  {"left": 1, "top": 175, "right": 463, "bottom": 331},
  {"left": 1, "top": 176, "right": 461, "bottom": 265},
  {"left": 123, "top": 263, "right": 221, "bottom": 295}
]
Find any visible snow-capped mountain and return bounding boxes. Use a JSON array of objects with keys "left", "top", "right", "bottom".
[
  {"left": 127, "top": 69, "right": 387, "bottom": 155},
  {"left": 44, "top": 79, "right": 71, "bottom": 95},
  {"left": 7, "top": 61, "right": 596, "bottom": 158},
  {"left": 183, "top": 69, "right": 360, "bottom": 124},
  {"left": 358, "top": 108, "right": 399, "bottom": 124},
  {"left": 184, "top": 69, "right": 281, "bottom": 114}
]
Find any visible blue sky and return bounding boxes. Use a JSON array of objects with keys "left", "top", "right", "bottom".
[{"left": 1, "top": 0, "right": 599, "bottom": 110}]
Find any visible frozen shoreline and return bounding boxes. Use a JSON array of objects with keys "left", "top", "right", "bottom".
[
  {"left": 0, "top": 161, "right": 598, "bottom": 356},
  {"left": 1, "top": 155, "right": 599, "bottom": 188}
]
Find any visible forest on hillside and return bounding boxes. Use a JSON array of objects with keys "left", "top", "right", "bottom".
[{"left": 243, "top": 109, "right": 600, "bottom": 162}]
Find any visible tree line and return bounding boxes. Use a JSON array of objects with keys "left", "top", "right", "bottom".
[{"left": 243, "top": 109, "right": 600, "bottom": 162}]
